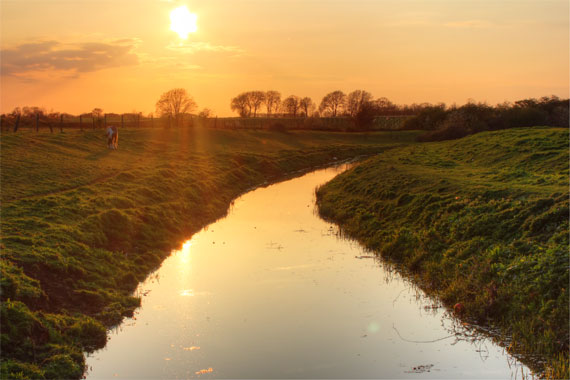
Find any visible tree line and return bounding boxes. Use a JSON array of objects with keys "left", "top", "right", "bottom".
[
  {"left": 228, "top": 89, "right": 434, "bottom": 119},
  {"left": 401, "top": 96, "right": 569, "bottom": 141},
  {"left": 3, "top": 88, "right": 567, "bottom": 136}
]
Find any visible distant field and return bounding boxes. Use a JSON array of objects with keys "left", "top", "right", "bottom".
[
  {"left": 316, "top": 127, "right": 569, "bottom": 378},
  {"left": 0, "top": 127, "right": 418, "bottom": 379}
]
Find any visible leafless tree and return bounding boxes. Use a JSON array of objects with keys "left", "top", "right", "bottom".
[
  {"left": 10, "top": 107, "right": 22, "bottom": 117},
  {"left": 319, "top": 91, "right": 346, "bottom": 117},
  {"left": 231, "top": 93, "right": 251, "bottom": 117},
  {"left": 299, "top": 97, "right": 314, "bottom": 117},
  {"left": 265, "top": 91, "right": 281, "bottom": 116},
  {"left": 374, "top": 97, "right": 399, "bottom": 115},
  {"left": 231, "top": 91, "right": 266, "bottom": 117},
  {"left": 198, "top": 108, "right": 213, "bottom": 118},
  {"left": 347, "top": 90, "right": 373, "bottom": 117},
  {"left": 22, "top": 106, "right": 46, "bottom": 117},
  {"left": 156, "top": 88, "right": 197, "bottom": 126},
  {"left": 283, "top": 95, "right": 301, "bottom": 117},
  {"left": 249, "top": 91, "right": 265, "bottom": 117},
  {"left": 91, "top": 108, "right": 103, "bottom": 119}
]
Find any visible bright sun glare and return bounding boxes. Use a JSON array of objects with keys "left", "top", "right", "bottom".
[{"left": 170, "top": 6, "right": 197, "bottom": 39}]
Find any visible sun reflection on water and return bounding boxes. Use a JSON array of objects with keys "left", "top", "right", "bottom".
[{"left": 177, "top": 240, "right": 193, "bottom": 264}]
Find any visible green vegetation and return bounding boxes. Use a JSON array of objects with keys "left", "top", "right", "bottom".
[
  {"left": 401, "top": 96, "right": 568, "bottom": 141},
  {"left": 0, "top": 127, "right": 417, "bottom": 379},
  {"left": 316, "top": 127, "right": 569, "bottom": 378}
]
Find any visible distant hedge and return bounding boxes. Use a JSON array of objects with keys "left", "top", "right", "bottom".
[{"left": 400, "top": 96, "right": 569, "bottom": 141}]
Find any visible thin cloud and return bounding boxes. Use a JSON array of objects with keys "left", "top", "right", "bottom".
[
  {"left": 1, "top": 39, "right": 139, "bottom": 78},
  {"left": 167, "top": 41, "right": 245, "bottom": 56},
  {"left": 142, "top": 55, "right": 202, "bottom": 71},
  {"left": 443, "top": 20, "right": 494, "bottom": 29}
]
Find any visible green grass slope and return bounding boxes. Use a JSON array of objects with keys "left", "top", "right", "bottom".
[
  {"left": 316, "top": 127, "right": 569, "bottom": 378},
  {"left": 0, "top": 127, "right": 418, "bottom": 379}
]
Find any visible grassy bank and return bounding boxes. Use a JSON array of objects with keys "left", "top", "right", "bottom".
[
  {"left": 0, "top": 127, "right": 417, "bottom": 379},
  {"left": 316, "top": 127, "right": 569, "bottom": 378}
]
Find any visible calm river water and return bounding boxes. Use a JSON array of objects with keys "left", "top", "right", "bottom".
[{"left": 86, "top": 164, "right": 532, "bottom": 379}]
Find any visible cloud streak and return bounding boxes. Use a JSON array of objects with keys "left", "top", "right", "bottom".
[
  {"left": 166, "top": 41, "right": 245, "bottom": 56},
  {"left": 443, "top": 20, "right": 494, "bottom": 29},
  {"left": 1, "top": 39, "right": 139, "bottom": 78}
]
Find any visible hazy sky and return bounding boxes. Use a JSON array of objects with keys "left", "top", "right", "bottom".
[{"left": 1, "top": 0, "right": 568, "bottom": 116}]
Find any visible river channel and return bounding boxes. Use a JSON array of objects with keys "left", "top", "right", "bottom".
[{"left": 86, "top": 164, "right": 532, "bottom": 379}]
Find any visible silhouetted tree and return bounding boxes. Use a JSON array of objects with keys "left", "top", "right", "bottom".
[
  {"left": 283, "top": 95, "right": 301, "bottom": 117},
  {"left": 156, "top": 88, "right": 197, "bottom": 126},
  {"left": 355, "top": 101, "right": 379, "bottom": 130},
  {"left": 23, "top": 106, "right": 46, "bottom": 117},
  {"left": 347, "top": 90, "right": 373, "bottom": 117},
  {"left": 402, "top": 104, "right": 447, "bottom": 130},
  {"left": 319, "top": 91, "right": 346, "bottom": 117},
  {"left": 198, "top": 108, "right": 213, "bottom": 118},
  {"left": 249, "top": 91, "right": 265, "bottom": 117},
  {"left": 299, "top": 97, "right": 314, "bottom": 117},
  {"left": 374, "top": 97, "right": 401, "bottom": 115},
  {"left": 91, "top": 108, "right": 103, "bottom": 118},
  {"left": 265, "top": 91, "right": 281, "bottom": 116},
  {"left": 231, "top": 93, "right": 251, "bottom": 117},
  {"left": 230, "top": 91, "right": 265, "bottom": 117}
]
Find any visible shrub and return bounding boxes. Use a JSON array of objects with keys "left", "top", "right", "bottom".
[
  {"left": 68, "top": 318, "right": 107, "bottom": 351},
  {"left": 1, "top": 360, "right": 45, "bottom": 380},
  {"left": 42, "top": 354, "right": 84, "bottom": 380}
]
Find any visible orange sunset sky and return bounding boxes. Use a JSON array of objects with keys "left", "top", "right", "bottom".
[{"left": 1, "top": 0, "right": 568, "bottom": 117}]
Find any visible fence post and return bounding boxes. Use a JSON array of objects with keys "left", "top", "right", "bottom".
[
  {"left": 79, "top": 115, "right": 83, "bottom": 131},
  {"left": 48, "top": 118, "right": 53, "bottom": 133},
  {"left": 151, "top": 115, "right": 154, "bottom": 128},
  {"left": 60, "top": 114, "right": 64, "bottom": 133},
  {"left": 36, "top": 113, "right": 39, "bottom": 132},
  {"left": 13, "top": 114, "right": 20, "bottom": 132},
  {"left": 137, "top": 113, "right": 140, "bottom": 128},
  {"left": 121, "top": 114, "right": 124, "bottom": 129},
  {"left": 92, "top": 117, "right": 95, "bottom": 129},
  {"left": 104, "top": 114, "right": 107, "bottom": 128}
]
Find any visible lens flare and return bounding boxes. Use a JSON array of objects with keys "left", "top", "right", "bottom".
[{"left": 170, "top": 6, "right": 197, "bottom": 39}]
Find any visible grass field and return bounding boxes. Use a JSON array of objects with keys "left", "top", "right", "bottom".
[
  {"left": 0, "top": 127, "right": 417, "bottom": 379},
  {"left": 316, "top": 127, "right": 569, "bottom": 378}
]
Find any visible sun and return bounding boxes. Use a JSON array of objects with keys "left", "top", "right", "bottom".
[{"left": 170, "top": 6, "right": 197, "bottom": 39}]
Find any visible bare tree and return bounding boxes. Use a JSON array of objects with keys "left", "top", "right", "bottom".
[
  {"left": 198, "top": 108, "right": 213, "bottom": 118},
  {"left": 23, "top": 106, "right": 46, "bottom": 117},
  {"left": 91, "top": 108, "right": 103, "bottom": 118},
  {"left": 374, "top": 97, "right": 399, "bottom": 115},
  {"left": 249, "top": 91, "right": 265, "bottom": 117},
  {"left": 265, "top": 91, "right": 281, "bottom": 116},
  {"left": 10, "top": 107, "right": 22, "bottom": 117},
  {"left": 299, "top": 97, "right": 314, "bottom": 117},
  {"left": 231, "top": 91, "right": 266, "bottom": 117},
  {"left": 347, "top": 90, "right": 373, "bottom": 117},
  {"left": 283, "top": 95, "right": 301, "bottom": 117},
  {"left": 156, "top": 88, "right": 197, "bottom": 126},
  {"left": 231, "top": 93, "right": 251, "bottom": 117},
  {"left": 319, "top": 91, "right": 346, "bottom": 117}
]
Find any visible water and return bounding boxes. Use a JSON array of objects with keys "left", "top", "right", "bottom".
[{"left": 86, "top": 164, "right": 532, "bottom": 379}]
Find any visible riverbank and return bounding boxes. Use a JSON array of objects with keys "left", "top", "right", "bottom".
[
  {"left": 316, "top": 127, "right": 569, "bottom": 378},
  {"left": 0, "top": 127, "right": 417, "bottom": 379}
]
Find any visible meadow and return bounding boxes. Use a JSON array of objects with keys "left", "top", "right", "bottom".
[
  {"left": 316, "top": 127, "right": 569, "bottom": 378},
  {"left": 0, "top": 127, "right": 417, "bottom": 379}
]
